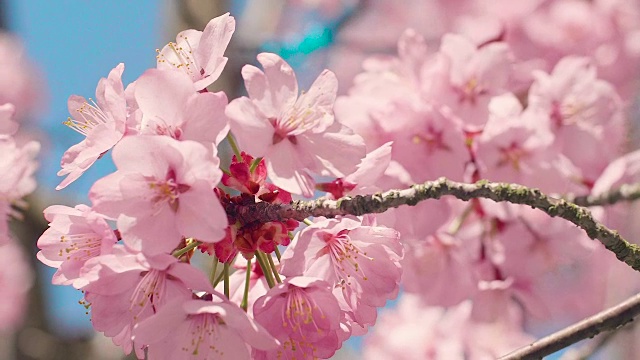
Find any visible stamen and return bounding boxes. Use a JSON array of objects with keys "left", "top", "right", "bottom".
[{"left": 63, "top": 98, "right": 110, "bottom": 136}]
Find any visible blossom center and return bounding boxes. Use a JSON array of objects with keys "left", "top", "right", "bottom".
[
  {"left": 57, "top": 232, "right": 102, "bottom": 261},
  {"left": 284, "top": 287, "right": 324, "bottom": 338},
  {"left": 183, "top": 313, "right": 224, "bottom": 356},
  {"left": 457, "top": 76, "right": 486, "bottom": 104},
  {"left": 271, "top": 102, "right": 319, "bottom": 141},
  {"left": 497, "top": 142, "right": 527, "bottom": 171},
  {"left": 130, "top": 269, "right": 166, "bottom": 316},
  {"left": 148, "top": 169, "right": 191, "bottom": 212},
  {"left": 412, "top": 127, "right": 451, "bottom": 154},
  {"left": 551, "top": 98, "right": 589, "bottom": 127},
  {"left": 321, "top": 230, "right": 372, "bottom": 288}
]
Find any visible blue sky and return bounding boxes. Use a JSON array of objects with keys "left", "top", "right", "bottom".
[
  {"left": 8, "top": 0, "right": 163, "bottom": 198},
  {"left": 8, "top": 0, "right": 163, "bottom": 335}
]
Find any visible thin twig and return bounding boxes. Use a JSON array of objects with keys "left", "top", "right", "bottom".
[
  {"left": 499, "top": 292, "right": 640, "bottom": 360},
  {"left": 558, "top": 328, "right": 621, "bottom": 360},
  {"left": 226, "top": 177, "right": 640, "bottom": 272},
  {"left": 567, "top": 182, "right": 640, "bottom": 207}
]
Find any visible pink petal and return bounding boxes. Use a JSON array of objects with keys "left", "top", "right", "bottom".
[
  {"left": 266, "top": 140, "right": 316, "bottom": 197},
  {"left": 196, "top": 13, "right": 235, "bottom": 86},
  {"left": 181, "top": 91, "right": 229, "bottom": 145},
  {"left": 135, "top": 69, "right": 194, "bottom": 132},
  {"left": 256, "top": 53, "right": 298, "bottom": 112},
  {"left": 226, "top": 97, "right": 274, "bottom": 156},
  {"left": 294, "top": 69, "right": 338, "bottom": 133},
  {"left": 176, "top": 183, "right": 227, "bottom": 243}
]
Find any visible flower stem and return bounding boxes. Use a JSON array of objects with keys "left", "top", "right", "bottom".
[
  {"left": 240, "top": 258, "right": 252, "bottom": 311},
  {"left": 209, "top": 256, "right": 219, "bottom": 285},
  {"left": 266, "top": 252, "right": 282, "bottom": 283},
  {"left": 255, "top": 252, "right": 275, "bottom": 288},
  {"left": 172, "top": 240, "right": 200, "bottom": 258},
  {"left": 212, "top": 269, "right": 225, "bottom": 288},
  {"left": 249, "top": 157, "right": 263, "bottom": 173},
  {"left": 303, "top": 218, "right": 313, "bottom": 226},
  {"left": 275, "top": 246, "right": 282, "bottom": 261},
  {"left": 223, "top": 262, "right": 230, "bottom": 298},
  {"left": 227, "top": 132, "right": 243, "bottom": 160}
]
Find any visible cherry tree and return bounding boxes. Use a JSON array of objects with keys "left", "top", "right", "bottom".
[{"left": 21, "top": 1, "right": 640, "bottom": 359}]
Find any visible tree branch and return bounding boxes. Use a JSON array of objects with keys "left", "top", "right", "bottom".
[
  {"left": 498, "top": 292, "right": 640, "bottom": 360},
  {"left": 226, "top": 177, "right": 640, "bottom": 272},
  {"left": 567, "top": 182, "right": 640, "bottom": 207}
]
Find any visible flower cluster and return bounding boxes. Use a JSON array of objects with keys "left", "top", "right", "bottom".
[
  {"left": 0, "top": 90, "right": 39, "bottom": 333},
  {"left": 38, "top": 13, "right": 402, "bottom": 359},
  {"left": 37, "top": 2, "right": 640, "bottom": 358},
  {"left": 327, "top": 1, "right": 640, "bottom": 356}
]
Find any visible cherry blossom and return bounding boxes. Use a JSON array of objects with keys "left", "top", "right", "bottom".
[
  {"left": 135, "top": 68, "right": 229, "bottom": 145},
  {"left": 79, "top": 245, "right": 214, "bottom": 356},
  {"left": 57, "top": 63, "right": 128, "bottom": 190},
  {"left": 252, "top": 276, "right": 343, "bottom": 359},
  {"left": 424, "top": 33, "right": 513, "bottom": 130},
  {"left": 0, "top": 137, "right": 39, "bottom": 203},
  {"left": 528, "top": 56, "right": 624, "bottom": 186},
  {"left": 475, "top": 93, "right": 574, "bottom": 193},
  {"left": 226, "top": 52, "right": 366, "bottom": 196},
  {"left": 133, "top": 294, "right": 279, "bottom": 360},
  {"left": 402, "top": 230, "right": 480, "bottom": 307},
  {"left": 156, "top": 13, "right": 235, "bottom": 90},
  {"left": 37, "top": 204, "right": 117, "bottom": 286},
  {"left": 33, "top": 5, "right": 640, "bottom": 360},
  {"left": 364, "top": 292, "right": 534, "bottom": 360},
  {"left": 280, "top": 216, "right": 402, "bottom": 328},
  {"left": 89, "top": 135, "right": 227, "bottom": 256}
]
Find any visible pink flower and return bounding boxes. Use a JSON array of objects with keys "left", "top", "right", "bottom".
[
  {"left": 156, "top": 13, "right": 235, "bottom": 90},
  {"left": 495, "top": 207, "right": 607, "bottom": 320},
  {"left": 135, "top": 69, "right": 229, "bottom": 145},
  {"left": 363, "top": 292, "right": 534, "bottom": 360},
  {"left": 57, "top": 63, "right": 128, "bottom": 190},
  {"left": 0, "top": 103, "right": 17, "bottom": 136},
  {"left": 528, "top": 56, "right": 624, "bottom": 185},
  {"left": 363, "top": 294, "right": 466, "bottom": 360},
  {"left": 79, "top": 245, "right": 214, "bottom": 356},
  {"left": 380, "top": 101, "right": 469, "bottom": 182},
  {"left": 0, "top": 137, "right": 39, "bottom": 202},
  {"left": 133, "top": 294, "right": 279, "bottom": 360},
  {"left": 334, "top": 29, "right": 432, "bottom": 141},
  {"left": 37, "top": 204, "right": 117, "bottom": 286},
  {"left": 226, "top": 53, "right": 366, "bottom": 197},
  {"left": 475, "top": 93, "right": 573, "bottom": 193},
  {"left": 424, "top": 34, "right": 513, "bottom": 129},
  {"left": 280, "top": 216, "right": 402, "bottom": 328},
  {"left": 252, "top": 276, "right": 343, "bottom": 359},
  {"left": 402, "top": 230, "right": 480, "bottom": 307},
  {"left": 89, "top": 135, "right": 227, "bottom": 256}
]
